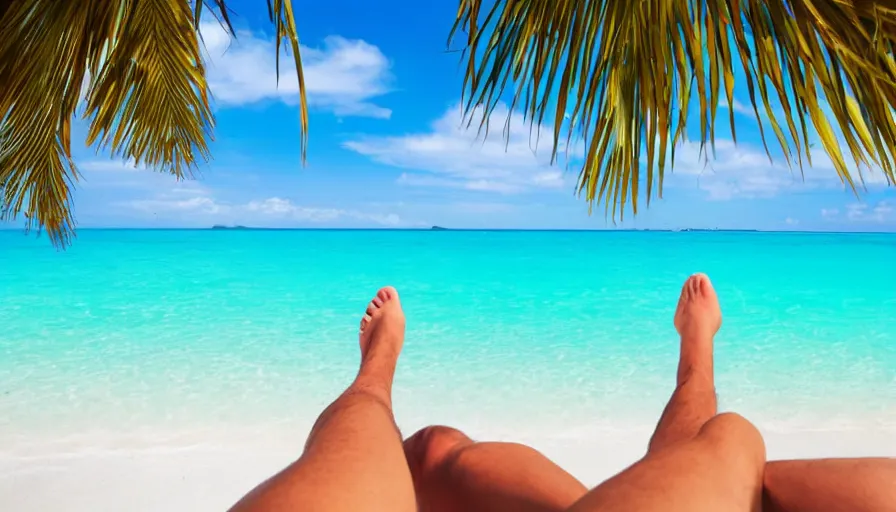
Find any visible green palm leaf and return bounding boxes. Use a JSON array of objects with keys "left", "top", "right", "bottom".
[
  {"left": 450, "top": 0, "right": 896, "bottom": 219},
  {"left": 0, "top": 0, "right": 306, "bottom": 245}
]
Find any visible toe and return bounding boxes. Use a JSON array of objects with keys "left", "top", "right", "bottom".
[
  {"left": 378, "top": 286, "right": 398, "bottom": 302},
  {"left": 690, "top": 274, "right": 702, "bottom": 295},
  {"left": 680, "top": 277, "right": 694, "bottom": 300},
  {"left": 361, "top": 287, "right": 399, "bottom": 333},
  {"left": 695, "top": 273, "right": 714, "bottom": 297},
  {"left": 691, "top": 275, "right": 703, "bottom": 296}
]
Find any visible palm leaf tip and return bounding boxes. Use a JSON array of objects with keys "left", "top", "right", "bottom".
[
  {"left": 268, "top": 0, "right": 308, "bottom": 162},
  {"left": 451, "top": 0, "right": 896, "bottom": 219}
]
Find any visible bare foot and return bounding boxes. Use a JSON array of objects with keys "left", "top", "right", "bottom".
[
  {"left": 359, "top": 286, "right": 406, "bottom": 363},
  {"left": 673, "top": 273, "right": 721, "bottom": 382},
  {"left": 674, "top": 273, "right": 722, "bottom": 339}
]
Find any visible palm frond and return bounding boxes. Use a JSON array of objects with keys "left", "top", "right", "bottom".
[
  {"left": 85, "top": 0, "right": 213, "bottom": 181},
  {"left": 0, "top": 1, "right": 99, "bottom": 245},
  {"left": 450, "top": 0, "right": 896, "bottom": 219},
  {"left": 0, "top": 0, "right": 306, "bottom": 246}
]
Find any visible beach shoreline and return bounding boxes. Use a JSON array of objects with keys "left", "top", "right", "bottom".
[{"left": 2, "top": 422, "right": 894, "bottom": 511}]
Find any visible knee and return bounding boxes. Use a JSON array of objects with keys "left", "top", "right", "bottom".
[
  {"left": 403, "top": 425, "right": 473, "bottom": 478},
  {"left": 699, "top": 413, "right": 766, "bottom": 469},
  {"left": 700, "top": 413, "right": 763, "bottom": 445}
]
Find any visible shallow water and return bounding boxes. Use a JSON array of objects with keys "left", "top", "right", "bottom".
[{"left": 1, "top": 230, "right": 894, "bottom": 510}]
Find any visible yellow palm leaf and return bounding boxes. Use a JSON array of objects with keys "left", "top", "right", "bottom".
[
  {"left": 450, "top": 0, "right": 896, "bottom": 219},
  {"left": 0, "top": 0, "right": 306, "bottom": 245}
]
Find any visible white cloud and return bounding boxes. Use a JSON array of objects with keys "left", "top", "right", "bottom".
[
  {"left": 819, "top": 200, "right": 893, "bottom": 223},
  {"left": 201, "top": 22, "right": 392, "bottom": 118},
  {"left": 451, "top": 201, "right": 517, "bottom": 214},
  {"left": 718, "top": 98, "right": 758, "bottom": 118},
  {"left": 803, "top": 148, "right": 892, "bottom": 186},
  {"left": 245, "top": 197, "right": 344, "bottom": 222},
  {"left": 342, "top": 102, "right": 890, "bottom": 202},
  {"left": 79, "top": 159, "right": 142, "bottom": 173},
  {"left": 365, "top": 213, "right": 402, "bottom": 226},
  {"left": 665, "top": 139, "right": 893, "bottom": 200},
  {"left": 78, "top": 160, "right": 212, "bottom": 199},
  {"left": 846, "top": 203, "right": 867, "bottom": 220},
  {"left": 785, "top": 217, "right": 799, "bottom": 225},
  {"left": 395, "top": 173, "right": 527, "bottom": 194},
  {"left": 125, "top": 195, "right": 403, "bottom": 227},
  {"left": 690, "top": 96, "right": 893, "bottom": 198},
  {"left": 129, "top": 196, "right": 224, "bottom": 215},
  {"left": 344, "top": 103, "right": 571, "bottom": 194},
  {"left": 845, "top": 200, "right": 894, "bottom": 223},
  {"left": 76, "top": 158, "right": 405, "bottom": 227},
  {"left": 666, "top": 139, "right": 826, "bottom": 200}
]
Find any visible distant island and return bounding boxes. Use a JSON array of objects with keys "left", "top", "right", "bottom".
[
  {"left": 431, "top": 226, "right": 448, "bottom": 231},
  {"left": 675, "top": 228, "right": 759, "bottom": 232},
  {"left": 211, "top": 225, "right": 249, "bottom": 230}
]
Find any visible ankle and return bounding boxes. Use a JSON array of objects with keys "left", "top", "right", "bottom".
[
  {"left": 677, "top": 334, "right": 713, "bottom": 377},
  {"left": 350, "top": 371, "right": 394, "bottom": 406},
  {"left": 679, "top": 331, "right": 714, "bottom": 347},
  {"left": 676, "top": 364, "right": 714, "bottom": 388}
]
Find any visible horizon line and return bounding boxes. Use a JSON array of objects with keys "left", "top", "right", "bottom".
[{"left": 2, "top": 227, "right": 895, "bottom": 235}]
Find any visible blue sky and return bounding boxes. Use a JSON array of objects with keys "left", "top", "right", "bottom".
[{"left": 40, "top": 0, "right": 896, "bottom": 231}]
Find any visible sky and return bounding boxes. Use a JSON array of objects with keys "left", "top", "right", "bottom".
[{"left": 17, "top": 0, "right": 896, "bottom": 232}]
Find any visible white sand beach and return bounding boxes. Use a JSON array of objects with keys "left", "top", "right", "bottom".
[{"left": 2, "top": 422, "right": 894, "bottom": 511}]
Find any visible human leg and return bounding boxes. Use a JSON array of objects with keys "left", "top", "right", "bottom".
[
  {"left": 403, "top": 425, "right": 587, "bottom": 512},
  {"left": 647, "top": 272, "right": 720, "bottom": 452},
  {"left": 763, "top": 458, "right": 896, "bottom": 512},
  {"left": 567, "top": 274, "right": 765, "bottom": 512},
  {"left": 230, "top": 287, "right": 415, "bottom": 512},
  {"left": 568, "top": 412, "right": 765, "bottom": 512}
]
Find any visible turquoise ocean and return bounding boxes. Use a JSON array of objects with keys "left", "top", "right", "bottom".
[{"left": 1, "top": 229, "right": 895, "bottom": 509}]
